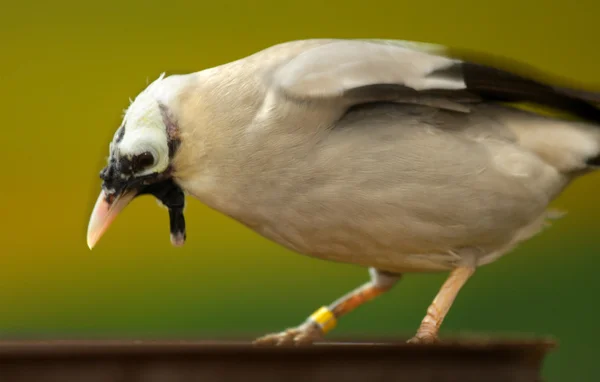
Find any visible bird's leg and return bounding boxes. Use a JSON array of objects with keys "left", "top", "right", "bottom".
[
  {"left": 253, "top": 268, "right": 401, "bottom": 346},
  {"left": 408, "top": 266, "right": 475, "bottom": 344}
]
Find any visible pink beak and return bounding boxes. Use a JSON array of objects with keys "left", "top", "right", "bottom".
[{"left": 86, "top": 190, "right": 137, "bottom": 249}]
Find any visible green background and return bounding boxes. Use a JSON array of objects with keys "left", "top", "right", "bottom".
[{"left": 1, "top": 1, "right": 598, "bottom": 380}]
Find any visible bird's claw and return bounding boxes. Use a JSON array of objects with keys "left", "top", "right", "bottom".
[
  {"left": 253, "top": 322, "right": 324, "bottom": 347},
  {"left": 407, "top": 333, "right": 440, "bottom": 344}
]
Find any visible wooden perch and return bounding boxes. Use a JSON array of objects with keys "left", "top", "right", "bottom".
[{"left": 0, "top": 338, "right": 556, "bottom": 382}]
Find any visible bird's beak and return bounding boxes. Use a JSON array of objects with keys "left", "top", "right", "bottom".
[{"left": 86, "top": 190, "right": 137, "bottom": 250}]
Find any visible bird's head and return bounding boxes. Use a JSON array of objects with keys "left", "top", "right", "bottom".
[{"left": 87, "top": 73, "right": 187, "bottom": 250}]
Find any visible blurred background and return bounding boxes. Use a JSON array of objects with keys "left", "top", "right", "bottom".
[{"left": 1, "top": 1, "right": 598, "bottom": 380}]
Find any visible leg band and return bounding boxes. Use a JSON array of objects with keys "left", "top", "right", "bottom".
[{"left": 308, "top": 306, "right": 337, "bottom": 334}]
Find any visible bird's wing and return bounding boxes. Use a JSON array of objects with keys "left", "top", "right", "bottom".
[{"left": 271, "top": 39, "right": 600, "bottom": 123}]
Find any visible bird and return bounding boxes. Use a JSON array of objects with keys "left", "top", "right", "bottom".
[{"left": 86, "top": 38, "right": 600, "bottom": 346}]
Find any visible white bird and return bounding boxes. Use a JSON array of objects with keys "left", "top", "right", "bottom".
[{"left": 87, "top": 39, "right": 600, "bottom": 345}]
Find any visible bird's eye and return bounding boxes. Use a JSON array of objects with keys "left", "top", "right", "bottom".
[{"left": 131, "top": 151, "right": 156, "bottom": 173}]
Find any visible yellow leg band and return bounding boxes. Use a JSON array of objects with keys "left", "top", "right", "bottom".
[{"left": 309, "top": 306, "right": 337, "bottom": 334}]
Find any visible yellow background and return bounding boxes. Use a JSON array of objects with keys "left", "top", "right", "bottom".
[{"left": 1, "top": 1, "right": 598, "bottom": 380}]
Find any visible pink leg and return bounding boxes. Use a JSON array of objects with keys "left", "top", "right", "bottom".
[{"left": 409, "top": 267, "right": 475, "bottom": 344}]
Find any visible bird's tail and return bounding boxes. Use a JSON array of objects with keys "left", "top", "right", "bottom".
[
  {"left": 499, "top": 84, "right": 600, "bottom": 172},
  {"left": 552, "top": 87, "right": 600, "bottom": 167}
]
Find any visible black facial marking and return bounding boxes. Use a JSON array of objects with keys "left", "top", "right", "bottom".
[
  {"left": 131, "top": 151, "right": 155, "bottom": 173},
  {"left": 97, "top": 100, "right": 185, "bottom": 243},
  {"left": 114, "top": 124, "right": 126, "bottom": 143},
  {"left": 100, "top": 123, "right": 134, "bottom": 198},
  {"left": 99, "top": 159, "right": 172, "bottom": 202},
  {"left": 137, "top": 179, "right": 186, "bottom": 245},
  {"left": 99, "top": 159, "right": 127, "bottom": 198},
  {"left": 117, "top": 155, "right": 134, "bottom": 175}
]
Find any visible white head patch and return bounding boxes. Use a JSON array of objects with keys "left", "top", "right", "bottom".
[{"left": 117, "top": 73, "right": 171, "bottom": 175}]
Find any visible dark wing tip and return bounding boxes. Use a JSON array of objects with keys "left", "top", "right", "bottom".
[{"left": 442, "top": 48, "right": 600, "bottom": 124}]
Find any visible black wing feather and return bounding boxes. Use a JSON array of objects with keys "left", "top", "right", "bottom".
[{"left": 458, "top": 62, "right": 600, "bottom": 124}]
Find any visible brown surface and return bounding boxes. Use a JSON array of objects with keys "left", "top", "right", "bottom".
[{"left": 0, "top": 338, "right": 556, "bottom": 382}]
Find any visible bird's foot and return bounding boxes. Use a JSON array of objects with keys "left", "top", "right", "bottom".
[
  {"left": 407, "top": 333, "right": 440, "bottom": 345},
  {"left": 253, "top": 322, "right": 324, "bottom": 347}
]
